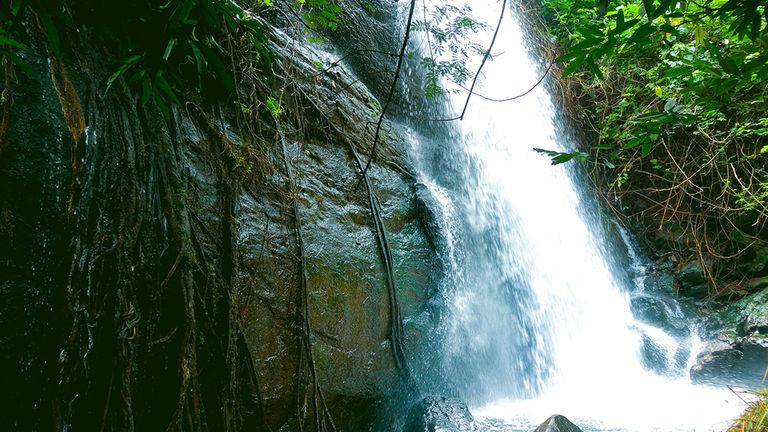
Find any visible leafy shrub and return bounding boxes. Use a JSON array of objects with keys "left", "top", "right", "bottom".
[{"left": 538, "top": 0, "right": 768, "bottom": 292}]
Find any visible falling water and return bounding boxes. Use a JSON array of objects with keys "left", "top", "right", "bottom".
[{"left": 404, "top": 1, "right": 746, "bottom": 430}]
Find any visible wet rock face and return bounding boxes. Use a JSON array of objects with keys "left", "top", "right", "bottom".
[
  {"left": 631, "top": 294, "right": 691, "bottom": 338},
  {"left": 1, "top": 2, "right": 442, "bottom": 430},
  {"left": 533, "top": 415, "right": 584, "bottom": 432},
  {"left": 0, "top": 31, "right": 72, "bottom": 431},
  {"left": 693, "top": 288, "right": 768, "bottom": 389},
  {"left": 403, "top": 396, "right": 474, "bottom": 432},
  {"left": 689, "top": 336, "right": 768, "bottom": 389},
  {"left": 727, "top": 290, "right": 768, "bottom": 337},
  {"left": 675, "top": 259, "right": 710, "bottom": 299},
  {"left": 238, "top": 134, "right": 440, "bottom": 424},
  {"left": 229, "top": 13, "right": 441, "bottom": 427}
]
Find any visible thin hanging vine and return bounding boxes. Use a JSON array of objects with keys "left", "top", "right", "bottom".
[{"left": 275, "top": 118, "right": 336, "bottom": 432}]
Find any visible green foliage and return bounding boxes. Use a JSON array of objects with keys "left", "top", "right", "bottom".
[
  {"left": 102, "top": 0, "right": 273, "bottom": 115},
  {"left": 533, "top": 147, "right": 589, "bottom": 164},
  {"left": 413, "top": 4, "right": 487, "bottom": 98},
  {"left": 0, "top": 1, "right": 29, "bottom": 71},
  {"left": 265, "top": 95, "right": 282, "bottom": 117},
  {"left": 296, "top": 0, "right": 342, "bottom": 31},
  {"left": 541, "top": 0, "right": 768, "bottom": 222}
]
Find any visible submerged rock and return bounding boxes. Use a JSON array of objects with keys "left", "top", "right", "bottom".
[
  {"left": 533, "top": 415, "right": 583, "bottom": 432},
  {"left": 404, "top": 396, "right": 474, "bottom": 432}
]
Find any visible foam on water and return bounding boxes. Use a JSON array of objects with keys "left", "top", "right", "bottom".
[{"left": 404, "top": 1, "right": 747, "bottom": 430}]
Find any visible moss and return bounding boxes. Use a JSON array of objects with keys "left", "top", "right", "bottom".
[{"left": 384, "top": 207, "right": 417, "bottom": 233}]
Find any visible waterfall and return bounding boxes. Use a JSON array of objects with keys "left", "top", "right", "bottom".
[{"left": 405, "top": 1, "right": 745, "bottom": 430}]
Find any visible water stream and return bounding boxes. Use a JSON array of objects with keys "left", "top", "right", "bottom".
[{"left": 405, "top": 1, "right": 746, "bottom": 430}]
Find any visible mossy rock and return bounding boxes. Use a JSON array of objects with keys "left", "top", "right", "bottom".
[{"left": 722, "top": 289, "right": 768, "bottom": 336}]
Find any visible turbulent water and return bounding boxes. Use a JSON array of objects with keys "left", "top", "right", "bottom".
[{"left": 405, "top": 1, "right": 746, "bottom": 430}]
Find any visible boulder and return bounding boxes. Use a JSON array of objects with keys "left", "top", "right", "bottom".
[
  {"left": 533, "top": 415, "right": 584, "bottom": 432},
  {"left": 630, "top": 294, "right": 691, "bottom": 337},
  {"left": 675, "top": 259, "right": 710, "bottom": 299},
  {"left": 722, "top": 289, "right": 768, "bottom": 337},
  {"left": 690, "top": 336, "right": 768, "bottom": 389},
  {"left": 736, "top": 245, "right": 768, "bottom": 276},
  {"left": 403, "top": 396, "right": 474, "bottom": 432},
  {"left": 744, "top": 277, "right": 768, "bottom": 296}
]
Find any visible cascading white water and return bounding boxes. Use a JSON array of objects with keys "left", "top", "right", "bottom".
[{"left": 404, "top": 1, "right": 746, "bottom": 430}]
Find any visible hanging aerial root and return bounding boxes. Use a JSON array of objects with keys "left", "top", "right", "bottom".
[
  {"left": 289, "top": 87, "right": 414, "bottom": 389},
  {"left": 50, "top": 56, "right": 85, "bottom": 143},
  {"left": 274, "top": 119, "right": 336, "bottom": 432},
  {"left": 0, "top": 59, "right": 13, "bottom": 158},
  {"left": 358, "top": 0, "right": 417, "bottom": 179},
  {"left": 345, "top": 128, "right": 412, "bottom": 387},
  {"left": 49, "top": 55, "right": 86, "bottom": 215}
]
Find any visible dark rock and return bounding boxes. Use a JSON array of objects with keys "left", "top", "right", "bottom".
[
  {"left": 644, "top": 266, "right": 678, "bottom": 295},
  {"left": 533, "top": 415, "right": 584, "bottom": 432},
  {"left": 722, "top": 289, "right": 768, "bottom": 337},
  {"left": 630, "top": 294, "right": 690, "bottom": 337},
  {"left": 737, "top": 246, "right": 768, "bottom": 276},
  {"left": 640, "top": 334, "right": 670, "bottom": 375},
  {"left": 690, "top": 336, "right": 768, "bottom": 389},
  {"left": 744, "top": 277, "right": 768, "bottom": 295},
  {"left": 650, "top": 222, "right": 695, "bottom": 252},
  {"left": 675, "top": 259, "right": 711, "bottom": 299},
  {"left": 404, "top": 396, "right": 474, "bottom": 432}
]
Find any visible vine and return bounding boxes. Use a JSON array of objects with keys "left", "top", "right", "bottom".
[{"left": 275, "top": 118, "right": 336, "bottom": 432}]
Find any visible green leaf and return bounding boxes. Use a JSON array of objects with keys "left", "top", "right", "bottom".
[
  {"left": 562, "top": 55, "right": 586, "bottom": 76},
  {"left": 163, "top": 38, "right": 177, "bottom": 61},
  {"left": 0, "top": 35, "right": 26, "bottom": 50},
  {"left": 154, "top": 72, "right": 181, "bottom": 106},
  {"left": 533, "top": 148, "right": 588, "bottom": 165},
  {"left": 140, "top": 79, "right": 152, "bottom": 106},
  {"left": 585, "top": 58, "right": 604, "bottom": 80},
  {"left": 106, "top": 54, "right": 144, "bottom": 93},
  {"left": 641, "top": 0, "right": 654, "bottom": 18},
  {"left": 11, "top": 0, "right": 23, "bottom": 16},
  {"left": 625, "top": 24, "right": 655, "bottom": 45},
  {"left": 664, "top": 67, "right": 689, "bottom": 79},
  {"left": 40, "top": 13, "right": 61, "bottom": 56},
  {"left": 188, "top": 40, "right": 207, "bottom": 75},
  {"left": 694, "top": 26, "right": 706, "bottom": 45},
  {"left": 557, "top": 49, "right": 585, "bottom": 64}
]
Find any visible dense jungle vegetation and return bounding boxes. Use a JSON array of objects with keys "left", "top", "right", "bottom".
[{"left": 536, "top": 0, "right": 768, "bottom": 301}]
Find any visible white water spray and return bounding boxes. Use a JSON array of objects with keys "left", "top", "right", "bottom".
[{"left": 405, "top": 1, "right": 746, "bottom": 430}]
